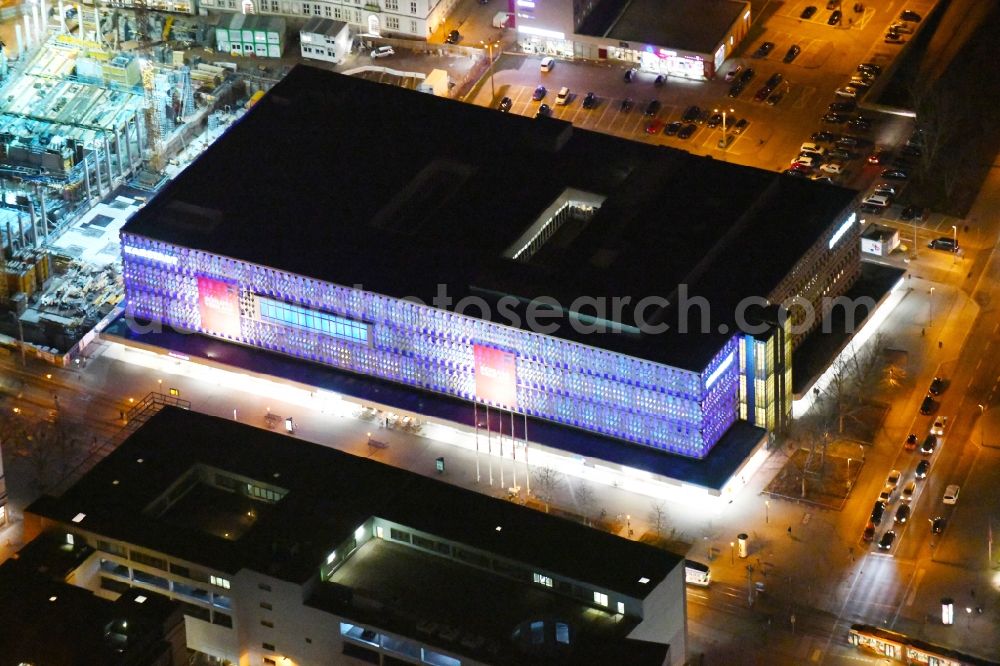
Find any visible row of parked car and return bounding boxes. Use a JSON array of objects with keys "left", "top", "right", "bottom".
[
  {"left": 886, "top": 10, "right": 922, "bottom": 44},
  {"left": 865, "top": 375, "right": 957, "bottom": 550}
]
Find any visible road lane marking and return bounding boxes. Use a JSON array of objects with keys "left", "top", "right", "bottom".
[
  {"left": 811, "top": 648, "right": 822, "bottom": 662},
  {"left": 905, "top": 568, "right": 925, "bottom": 606}
]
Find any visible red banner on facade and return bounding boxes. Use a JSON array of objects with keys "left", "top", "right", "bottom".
[
  {"left": 473, "top": 345, "right": 518, "bottom": 409},
  {"left": 197, "top": 276, "right": 241, "bottom": 338}
]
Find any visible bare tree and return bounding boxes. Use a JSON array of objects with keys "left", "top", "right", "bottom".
[
  {"left": 532, "top": 466, "right": 563, "bottom": 513},
  {"left": 648, "top": 501, "right": 668, "bottom": 539},
  {"left": 574, "top": 482, "right": 596, "bottom": 525}
]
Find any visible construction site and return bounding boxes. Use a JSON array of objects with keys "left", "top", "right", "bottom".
[{"left": 0, "top": 0, "right": 258, "bottom": 363}]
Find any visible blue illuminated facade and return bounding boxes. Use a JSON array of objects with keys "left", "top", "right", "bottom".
[{"left": 121, "top": 232, "right": 741, "bottom": 459}]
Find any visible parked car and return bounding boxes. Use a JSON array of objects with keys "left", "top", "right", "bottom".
[
  {"left": 900, "top": 9, "right": 922, "bottom": 22},
  {"left": 881, "top": 169, "right": 908, "bottom": 180},
  {"left": 445, "top": 29, "right": 461, "bottom": 44},
  {"left": 943, "top": 484, "right": 960, "bottom": 505},
  {"left": 654, "top": 74, "right": 665, "bottom": 87},
  {"left": 931, "top": 417, "right": 947, "bottom": 436},
  {"left": 812, "top": 131, "right": 838, "bottom": 142},
  {"left": 739, "top": 67, "right": 756, "bottom": 83},
  {"left": 644, "top": 99, "right": 662, "bottom": 116},
  {"left": 871, "top": 500, "right": 886, "bottom": 525},
  {"left": 371, "top": 45, "right": 395, "bottom": 58},
  {"left": 532, "top": 85, "right": 547, "bottom": 101},
  {"left": 915, "top": 459, "right": 930, "bottom": 478},
  {"left": 555, "top": 87, "right": 571, "bottom": 105},
  {"left": 885, "top": 33, "right": 906, "bottom": 44},
  {"left": 904, "top": 433, "right": 918, "bottom": 451},
  {"left": 849, "top": 117, "right": 873, "bottom": 131},
  {"left": 858, "top": 63, "right": 882, "bottom": 75},
  {"left": 783, "top": 168, "right": 808, "bottom": 178},
  {"left": 931, "top": 516, "right": 945, "bottom": 534},
  {"left": 823, "top": 113, "right": 848, "bottom": 124},
  {"left": 753, "top": 41, "right": 775, "bottom": 58},
  {"left": 901, "top": 480, "right": 916, "bottom": 502},
  {"left": 801, "top": 5, "right": 817, "bottom": 18},
  {"left": 754, "top": 85, "right": 772, "bottom": 102},
  {"left": 540, "top": 56, "right": 555, "bottom": 72},
  {"left": 620, "top": 97, "right": 634, "bottom": 112},
  {"left": 820, "top": 163, "right": 844, "bottom": 174},
  {"left": 682, "top": 105, "right": 701, "bottom": 122},
  {"left": 835, "top": 87, "right": 858, "bottom": 98},
  {"left": 725, "top": 65, "right": 744, "bottom": 82},
  {"left": 624, "top": 67, "right": 637, "bottom": 82},
  {"left": 886, "top": 469, "right": 901, "bottom": 489},
  {"left": 732, "top": 118, "right": 749, "bottom": 134},
  {"left": 783, "top": 45, "right": 801, "bottom": 63},
  {"left": 728, "top": 82, "right": 745, "bottom": 98},
  {"left": 928, "top": 377, "right": 944, "bottom": 395},
  {"left": 645, "top": 119, "right": 664, "bottom": 134},
  {"left": 830, "top": 101, "right": 857, "bottom": 113},
  {"left": 829, "top": 149, "right": 854, "bottom": 161},
  {"left": 767, "top": 92, "right": 784, "bottom": 106},
  {"left": 678, "top": 123, "right": 697, "bottom": 139},
  {"left": 894, "top": 504, "right": 910, "bottom": 524},
  {"left": 928, "top": 237, "right": 959, "bottom": 252},
  {"left": 890, "top": 21, "right": 915, "bottom": 34},
  {"left": 900, "top": 205, "right": 919, "bottom": 220},
  {"left": 920, "top": 435, "right": 937, "bottom": 456},
  {"left": 535, "top": 103, "right": 551, "bottom": 118},
  {"left": 863, "top": 521, "right": 876, "bottom": 542},
  {"left": 828, "top": 9, "right": 842, "bottom": 25},
  {"left": 878, "top": 484, "right": 895, "bottom": 504},
  {"left": 766, "top": 72, "right": 783, "bottom": 88},
  {"left": 878, "top": 530, "right": 896, "bottom": 550},
  {"left": 498, "top": 96, "right": 512, "bottom": 112},
  {"left": 582, "top": 91, "right": 597, "bottom": 109},
  {"left": 664, "top": 121, "right": 682, "bottom": 136},
  {"left": 706, "top": 113, "right": 723, "bottom": 128}
]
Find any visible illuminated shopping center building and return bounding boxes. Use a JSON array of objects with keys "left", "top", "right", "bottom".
[{"left": 118, "top": 66, "right": 862, "bottom": 491}]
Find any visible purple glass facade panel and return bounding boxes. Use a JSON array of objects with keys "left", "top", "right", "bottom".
[{"left": 121, "top": 233, "right": 740, "bottom": 458}]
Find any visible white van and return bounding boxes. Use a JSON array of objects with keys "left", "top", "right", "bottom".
[
  {"left": 540, "top": 57, "right": 555, "bottom": 72},
  {"left": 555, "top": 86, "right": 570, "bottom": 105}
]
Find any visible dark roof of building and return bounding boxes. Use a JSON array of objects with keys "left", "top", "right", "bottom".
[
  {"left": 0, "top": 538, "right": 183, "bottom": 666},
  {"left": 28, "top": 407, "right": 682, "bottom": 593},
  {"left": 122, "top": 65, "right": 857, "bottom": 372},
  {"left": 579, "top": 0, "right": 749, "bottom": 54},
  {"left": 105, "top": 317, "right": 767, "bottom": 490},
  {"left": 301, "top": 16, "right": 348, "bottom": 35}
]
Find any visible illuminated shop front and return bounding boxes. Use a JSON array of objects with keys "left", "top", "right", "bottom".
[
  {"left": 121, "top": 234, "right": 741, "bottom": 459},
  {"left": 521, "top": 0, "right": 750, "bottom": 79}
]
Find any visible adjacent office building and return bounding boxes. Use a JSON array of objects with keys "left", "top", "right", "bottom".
[
  {"left": 120, "top": 66, "right": 861, "bottom": 467},
  {"left": 24, "top": 407, "right": 688, "bottom": 665}
]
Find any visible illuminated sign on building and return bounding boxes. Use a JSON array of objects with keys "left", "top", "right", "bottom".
[
  {"left": 705, "top": 351, "right": 735, "bottom": 389},
  {"left": 122, "top": 245, "right": 178, "bottom": 265},
  {"left": 474, "top": 344, "right": 518, "bottom": 409},
  {"left": 197, "top": 276, "right": 242, "bottom": 338}
]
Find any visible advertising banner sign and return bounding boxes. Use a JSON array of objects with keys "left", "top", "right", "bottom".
[
  {"left": 473, "top": 344, "right": 518, "bottom": 409},
  {"left": 197, "top": 276, "right": 241, "bottom": 338}
]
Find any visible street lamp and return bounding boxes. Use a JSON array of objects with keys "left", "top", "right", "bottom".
[
  {"left": 952, "top": 224, "right": 958, "bottom": 248},
  {"left": 481, "top": 40, "right": 500, "bottom": 104},
  {"left": 765, "top": 500, "right": 769, "bottom": 524},
  {"left": 714, "top": 107, "right": 735, "bottom": 151},
  {"left": 928, "top": 287, "right": 936, "bottom": 327},
  {"left": 730, "top": 541, "right": 735, "bottom": 565},
  {"left": 626, "top": 514, "right": 632, "bottom": 538}
]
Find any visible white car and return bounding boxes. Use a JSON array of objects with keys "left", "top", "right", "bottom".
[
  {"left": 931, "top": 417, "right": 947, "bottom": 436},
  {"left": 725, "top": 65, "right": 743, "bottom": 82},
  {"left": 900, "top": 480, "right": 916, "bottom": 502},
  {"left": 800, "top": 142, "right": 823, "bottom": 154},
  {"left": 540, "top": 56, "right": 555, "bottom": 72},
  {"left": 835, "top": 87, "right": 858, "bottom": 98},
  {"left": 943, "top": 484, "right": 960, "bottom": 505},
  {"left": 820, "top": 163, "right": 844, "bottom": 174},
  {"left": 890, "top": 21, "right": 915, "bottom": 34},
  {"left": 792, "top": 155, "right": 816, "bottom": 168},
  {"left": 555, "top": 86, "right": 570, "bottom": 105},
  {"left": 878, "top": 484, "right": 895, "bottom": 504},
  {"left": 886, "top": 469, "right": 901, "bottom": 489},
  {"left": 371, "top": 46, "right": 395, "bottom": 58}
]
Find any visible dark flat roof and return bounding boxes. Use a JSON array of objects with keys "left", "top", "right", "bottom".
[
  {"left": 104, "top": 317, "right": 766, "bottom": 490},
  {"left": 122, "top": 65, "right": 857, "bottom": 372},
  {"left": 28, "top": 406, "right": 682, "bottom": 595},
  {"left": 579, "top": 0, "right": 748, "bottom": 54},
  {"left": 310, "top": 538, "right": 669, "bottom": 665},
  {"left": 0, "top": 538, "right": 182, "bottom": 666}
]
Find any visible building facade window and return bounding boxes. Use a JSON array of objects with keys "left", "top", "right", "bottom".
[
  {"left": 210, "top": 575, "right": 231, "bottom": 589},
  {"left": 593, "top": 591, "right": 608, "bottom": 607},
  {"left": 384, "top": 15, "right": 400, "bottom": 29},
  {"left": 385, "top": 0, "right": 397, "bottom": 8},
  {"left": 258, "top": 296, "right": 369, "bottom": 345},
  {"left": 533, "top": 572, "right": 553, "bottom": 587}
]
